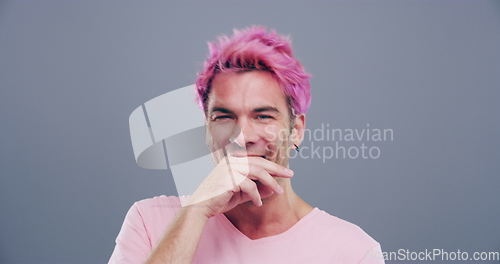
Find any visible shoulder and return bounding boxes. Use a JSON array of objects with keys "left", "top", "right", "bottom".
[
  {"left": 109, "top": 195, "right": 186, "bottom": 263},
  {"left": 132, "top": 195, "right": 185, "bottom": 220},
  {"left": 134, "top": 194, "right": 183, "bottom": 209},
  {"left": 312, "top": 208, "right": 383, "bottom": 263},
  {"left": 129, "top": 195, "right": 188, "bottom": 246}
]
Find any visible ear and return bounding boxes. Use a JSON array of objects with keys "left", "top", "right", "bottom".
[{"left": 291, "top": 114, "right": 306, "bottom": 147}]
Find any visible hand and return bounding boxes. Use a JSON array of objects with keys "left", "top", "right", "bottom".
[{"left": 185, "top": 155, "right": 294, "bottom": 218}]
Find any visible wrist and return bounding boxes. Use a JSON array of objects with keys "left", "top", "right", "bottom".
[{"left": 183, "top": 204, "right": 211, "bottom": 221}]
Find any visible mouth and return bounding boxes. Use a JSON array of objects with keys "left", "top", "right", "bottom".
[
  {"left": 241, "top": 154, "right": 268, "bottom": 160},
  {"left": 247, "top": 155, "right": 266, "bottom": 158}
]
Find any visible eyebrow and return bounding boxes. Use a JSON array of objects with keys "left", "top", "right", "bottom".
[
  {"left": 209, "top": 106, "right": 280, "bottom": 115},
  {"left": 253, "top": 106, "right": 280, "bottom": 113},
  {"left": 209, "top": 107, "right": 234, "bottom": 114}
]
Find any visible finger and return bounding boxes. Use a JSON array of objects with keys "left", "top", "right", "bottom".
[
  {"left": 245, "top": 167, "right": 284, "bottom": 194},
  {"left": 245, "top": 157, "right": 294, "bottom": 178},
  {"left": 255, "top": 182, "right": 275, "bottom": 199},
  {"left": 226, "top": 155, "right": 293, "bottom": 178},
  {"left": 239, "top": 178, "right": 262, "bottom": 207}
]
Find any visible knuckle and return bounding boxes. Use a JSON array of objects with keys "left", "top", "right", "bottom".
[{"left": 249, "top": 166, "right": 263, "bottom": 177}]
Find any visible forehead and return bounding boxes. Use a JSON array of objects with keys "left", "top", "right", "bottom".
[{"left": 208, "top": 71, "right": 287, "bottom": 111}]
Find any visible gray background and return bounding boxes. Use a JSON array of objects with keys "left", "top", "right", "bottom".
[{"left": 1, "top": 0, "right": 499, "bottom": 263}]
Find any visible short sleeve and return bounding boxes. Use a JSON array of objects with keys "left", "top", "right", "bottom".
[
  {"left": 108, "top": 202, "right": 152, "bottom": 264},
  {"left": 359, "top": 243, "right": 385, "bottom": 264}
]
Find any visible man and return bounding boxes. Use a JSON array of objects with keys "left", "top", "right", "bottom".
[{"left": 109, "top": 25, "right": 384, "bottom": 264}]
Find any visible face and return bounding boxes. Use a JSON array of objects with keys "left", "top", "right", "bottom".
[{"left": 205, "top": 70, "right": 304, "bottom": 167}]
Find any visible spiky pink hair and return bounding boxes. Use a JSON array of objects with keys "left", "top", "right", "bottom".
[{"left": 195, "top": 25, "right": 311, "bottom": 115}]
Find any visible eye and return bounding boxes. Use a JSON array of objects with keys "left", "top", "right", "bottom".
[
  {"left": 256, "top": 115, "right": 274, "bottom": 120},
  {"left": 213, "top": 115, "right": 234, "bottom": 121}
]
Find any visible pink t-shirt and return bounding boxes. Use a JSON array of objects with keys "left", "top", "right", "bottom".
[{"left": 108, "top": 195, "right": 384, "bottom": 264}]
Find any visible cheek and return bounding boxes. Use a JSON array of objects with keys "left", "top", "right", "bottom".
[
  {"left": 262, "top": 124, "right": 290, "bottom": 154},
  {"left": 208, "top": 122, "right": 237, "bottom": 148},
  {"left": 262, "top": 124, "right": 289, "bottom": 143},
  {"left": 261, "top": 124, "right": 280, "bottom": 143}
]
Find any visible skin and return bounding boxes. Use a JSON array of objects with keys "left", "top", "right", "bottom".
[
  {"left": 205, "top": 70, "right": 314, "bottom": 238},
  {"left": 146, "top": 70, "right": 313, "bottom": 264}
]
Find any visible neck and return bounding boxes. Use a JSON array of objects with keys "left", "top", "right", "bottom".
[{"left": 223, "top": 180, "right": 313, "bottom": 239}]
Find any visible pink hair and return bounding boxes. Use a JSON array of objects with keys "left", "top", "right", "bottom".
[{"left": 195, "top": 25, "right": 312, "bottom": 115}]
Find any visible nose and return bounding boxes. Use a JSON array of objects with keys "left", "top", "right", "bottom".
[{"left": 230, "top": 118, "right": 259, "bottom": 149}]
